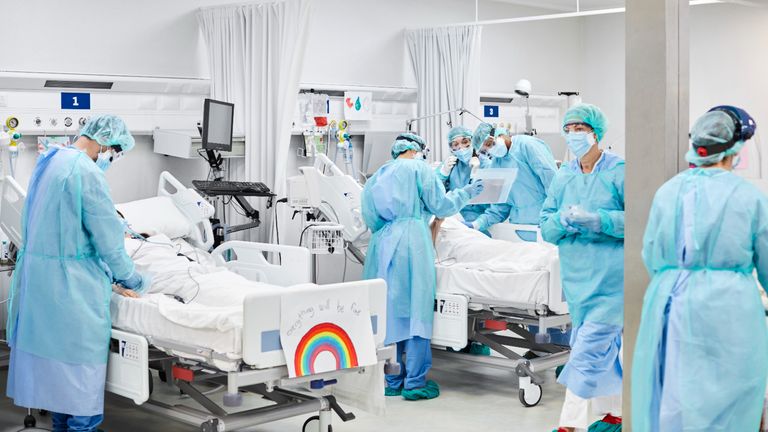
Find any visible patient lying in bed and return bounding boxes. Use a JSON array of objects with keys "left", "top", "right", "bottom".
[
  {"left": 433, "top": 217, "right": 556, "bottom": 272},
  {"left": 111, "top": 233, "right": 278, "bottom": 333}
]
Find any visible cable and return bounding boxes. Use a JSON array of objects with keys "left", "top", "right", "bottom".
[{"left": 299, "top": 224, "right": 319, "bottom": 248}]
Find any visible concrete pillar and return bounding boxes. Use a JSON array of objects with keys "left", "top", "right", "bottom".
[{"left": 624, "top": 0, "right": 689, "bottom": 428}]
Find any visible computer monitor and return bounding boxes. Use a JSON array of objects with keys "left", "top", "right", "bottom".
[{"left": 202, "top": 98, "right": 234, "bottom": 152}]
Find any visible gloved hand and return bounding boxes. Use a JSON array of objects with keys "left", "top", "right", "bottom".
[
  {"left": 116, "top": 272, "right": 146, "bottom": 292},
  {"left": 560, "top": 211, "right": 579, "bottom": 234},
  {"left": 462, "top": 221, "right": 475, "bottom": 229},
  {"left": 440, "top": 155, "right": 458, "bottom": 177},
  {"left": 462, "top": 179, "right": 484, "bottom": 198},
  {"left": 570, "top": 211, "right": 602, "bottom": 233}
]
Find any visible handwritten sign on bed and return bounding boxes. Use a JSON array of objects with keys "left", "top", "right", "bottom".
[{"left": 280, "top": 286, "right": 377, "bottom": 378}]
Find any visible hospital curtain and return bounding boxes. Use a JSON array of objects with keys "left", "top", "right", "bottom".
[
  {"left": 197, "top": 0, "right": 312, "bottom": 242},
  {"left": 406, "top": 25, "right": 482, "bottom": 162}
]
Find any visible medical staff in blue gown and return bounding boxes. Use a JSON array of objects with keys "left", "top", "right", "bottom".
[
  {"left": 436, "top": 126, "right": 488, "bottom": 223},
  {"left": 362, "top": 133, "right": 484, "bottom": 401},
  {"left": 469, "top": 124, "right": 557, "bottom": 234},
  {"left": 540, "top": 104, "right": 624, "bottom": 431},
  {"left": 6, "top": 115, "right": 148, "bottom": 432},
  {"left": 632, "top": 106, "right": 767, "bottom": 432}
]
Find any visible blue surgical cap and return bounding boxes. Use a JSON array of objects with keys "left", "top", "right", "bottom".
[
  {"left": 494, "top": 127, "right": 509, "bottom": 138},
  {"left": 80, "top": 115, "right": 136, "bottom": 153},
  {"left": 391, "top": 132, "right": 426, "bottom": 159},
  {"left": 562, "top": 103, "right": 607, "bottom": 142},
  {"left": 686, "top": 110, "right": 743, "bottom": 167},
  {"left": 447, "top": 126, "right": 473, "bottom": 146},
  {"left": 472, "top": 123, "right": 494, "bottom": 152}
]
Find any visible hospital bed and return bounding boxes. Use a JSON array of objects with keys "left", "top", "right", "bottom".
[
  {"left": 0, "top": 172, "right": 397, "bottom": 432},
  {"left": 431, "top": 218, "right": 570, "bottom": 408},
  {"left": 288, "top": 156, "right": 570, "bottom": 408}
]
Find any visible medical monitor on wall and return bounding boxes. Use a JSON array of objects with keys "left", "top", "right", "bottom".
[{"left": 202, "top": 98, "right": 234, "bottom": 152}]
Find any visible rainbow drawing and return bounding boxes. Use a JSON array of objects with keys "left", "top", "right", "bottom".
[{"left": 293, "top": 322, "right": 359, "bottom": 377}]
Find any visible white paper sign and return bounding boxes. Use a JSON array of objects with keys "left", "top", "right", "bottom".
[
  {"left": 280, "top": 286, "right": 377, "bottom": 378},
  {"left": 343, "top": 91, "right": 372, "bottom": 121},
  {"left": 468, "top": 168, "right": 518, "bottom": 204}
]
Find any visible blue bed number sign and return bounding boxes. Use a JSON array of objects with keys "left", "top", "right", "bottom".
[
  {"left": 61, "top": 92, "right": 90, "bottom": 110},
  {"left": 484, "top": 105, "right": 499, "bottom": 118}
]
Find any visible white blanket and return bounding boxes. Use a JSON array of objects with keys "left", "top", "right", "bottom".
[
  {"left": 119, "top": 234, "right": 277, "bottom": 332},
  {"left": 435, "top": 217, "right": 556, "bottom": 273}
]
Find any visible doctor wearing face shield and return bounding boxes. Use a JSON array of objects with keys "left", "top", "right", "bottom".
[
  {"left": 632, "top": 106, "right": 768, "bottom": 432},
  {"left": 541, "top": 104, "right": 624, "bottom": 432},
  {"left": 465, "top": 123, "right": 557, "bottom": 235},
  {"left": 362, "top": 133, "right": 483, "bottom": 401},
  {"left": 6, "top": 115, "right": 148, "bottom": 432}
]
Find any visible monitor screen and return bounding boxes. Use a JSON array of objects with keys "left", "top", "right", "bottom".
[{"left": 202, "top": 98, "right": 234, "bottom": 151}]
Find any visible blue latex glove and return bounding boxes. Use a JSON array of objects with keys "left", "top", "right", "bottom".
[
  {"left": 570, "top": 211, "right": 602, "bottom": 233},
  {"left": 116, "top": 272, "right": 148, "bottom": 293},
  {"left": 462, "top": 221, "right": 475, "bottom": 229},
  {"left": 560, "top": 211, "right": 579, "bottom": 234},
  {"left": 462, "top": 179, "right": 485, "bottom": 198}
]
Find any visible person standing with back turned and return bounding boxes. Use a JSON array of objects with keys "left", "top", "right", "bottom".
[{"left": 6, "top": 115, "right": 149, "bottom": 432}]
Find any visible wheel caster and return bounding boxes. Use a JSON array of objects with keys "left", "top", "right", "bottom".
[
  {"left": 23, "top": 414, "right": 36, "bottom": 428},
  {"left": 158, "top": 369, "right": 168, "bottom": 383},
  {"left": 148, "top": 370, "right": 154, "bottom": 396},
  {"left": 519, "top": 383, "right": 543, "bottom": 407},
  {"left": 200, "top": 418, "right": 221, "bottom": 432},
  {"left": 223, "top": 392, "right": 243, "bottom": 407},
  {"left": 302, "top": 415, "right": 319, "bottom": 432}
]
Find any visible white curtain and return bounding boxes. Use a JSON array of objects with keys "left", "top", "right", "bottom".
[
  {"left": 197, "top": 0, "right": 312, "bottom": 242},
  {"left": 406, "top": 25, "right": 482, "bottom": 162}
]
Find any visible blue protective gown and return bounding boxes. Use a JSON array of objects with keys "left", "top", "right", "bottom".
[
  {"left": 436, "top": 159, "right": 488, "bottom": 222},
  {"left": 362, "top": 158, "right": 470, "bottom": 345},
  {"left": 474, "top": 135, "right": 557, "bottom": 230},
  {"left": 632, "top": 168, "right": 768, "bottom": 432},
  {"left": 6, "top": 146, "right": 139, "bottom": 416},
  {"left": 540, "top": 152, "right": 624, "bottom": 399}
]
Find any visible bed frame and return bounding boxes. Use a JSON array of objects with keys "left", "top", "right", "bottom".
[
  {"left": 0, "top": 173, "right": 397, "bottom": 432},
  {"left": 431, "top": 222, "right": 571, "bottom": 408}
]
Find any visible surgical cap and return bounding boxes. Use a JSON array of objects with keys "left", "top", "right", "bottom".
[
  {"left": 472, "top": 123, "right": 494, "bottom": 152},
  {"left": 391, "top": 132, "right": 426, "bottom": 159},
  {"left": 494, "top": 127, "right": 509, "bottom": 138},
  {"left": 80, "top": 115, "right": 136, "bottom": 153},
  {"left": 563, "top": 103, "right": 608, "bottom": 142},
  {"left": 447, "top": 126, "right": 473, "bottom": 145},
  {"left": 686, "top": 110, "right": 743, "bottom": 167}
]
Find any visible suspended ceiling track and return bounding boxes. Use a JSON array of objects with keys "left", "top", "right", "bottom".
[{"left": 457, "top": 0, "right": 751, "bottom": 28}]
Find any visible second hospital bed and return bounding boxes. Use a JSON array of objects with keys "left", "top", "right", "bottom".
[
  {"left": 0, "top": 172, "right": 397, "bottom": 432},
  {"left": 431, "top": 217, "right": 570, "bottom": 408}
]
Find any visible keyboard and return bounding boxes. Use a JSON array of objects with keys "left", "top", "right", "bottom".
[{"left": 193, "top": 180, "right": 273, "bottom": 196}]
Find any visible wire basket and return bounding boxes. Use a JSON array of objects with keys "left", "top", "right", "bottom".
[{"left": 308, "top": 223, "right": 344, "bottom": 255}]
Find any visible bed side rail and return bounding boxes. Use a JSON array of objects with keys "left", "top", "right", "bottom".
[{"left": 211, "top": 241, "right": 311, "bottom": 287}]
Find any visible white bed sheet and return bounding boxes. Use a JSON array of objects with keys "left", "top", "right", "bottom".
[
  {"left": 110, "top": 234, "right": 286, "bottom": 371},
  {"left": 435, "top": 217, "right": 558, "bottom": 308}
]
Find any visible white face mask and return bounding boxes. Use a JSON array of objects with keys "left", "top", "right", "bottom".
[
  {"left": 95, "top": 149, "right": 114, "bottom": 171},
  {"left": 489, "top": 137, "right": 509, "bottom": 158}
]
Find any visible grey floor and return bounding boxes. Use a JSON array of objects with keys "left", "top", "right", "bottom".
[{"left": 0, "top": 350, "right": 564, "bottom": 432}]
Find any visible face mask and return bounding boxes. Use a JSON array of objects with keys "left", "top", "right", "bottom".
[
  {"left": 566, "top": 132, "right": 596, "bottom": 159},
  {"left": 489, "top": 137, "right": 508, "bottom": 158},
  {"left": 478, "top": 152, "right": 493, "bottom": 168},
  {"left": 453, "top": 147, "right": 473, "bottom": 163},
  {"left": 95, "top": 150, "right": 113, "bottom": 172},
  {"left": 414, "top": 151, "right": 426, "bottom": 161}
]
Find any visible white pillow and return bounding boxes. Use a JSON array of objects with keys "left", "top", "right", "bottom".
[{"left": 116, "top": 196, "right": 191, "bottom": 239}]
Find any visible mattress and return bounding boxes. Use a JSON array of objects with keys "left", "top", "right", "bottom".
[
  {"left": 436, "top": 265, "right": 550, "bottom": 307},
  {"left": 434, "top": 217, "right": 561, "bottom": 310},
  {"left": 110, "top": 234, "right": 285, "bottom": 371}
]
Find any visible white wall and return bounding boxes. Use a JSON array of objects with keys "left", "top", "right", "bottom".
[{"left": 580, "top": 12, "right": 625, "bottom": 156}]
